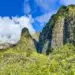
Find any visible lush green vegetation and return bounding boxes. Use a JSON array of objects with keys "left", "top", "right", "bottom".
[
  {"left": 0, "top": 5, "right": 75, "bottom": 75},
  {"left": 38, "top": 5, "right": 75, "bottom": 54},
  {"left": 0, "top": 44, "right": 75, "bottom": 75}
]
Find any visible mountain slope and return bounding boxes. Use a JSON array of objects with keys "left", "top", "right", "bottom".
[
  {"left": 13, "top": 28, "right": 36, "bottom": 53},
  {"left": 0, "top": 28, "right": 36, "bottom": 57},
  {"left": 38, "top": 5, "right": 75, "bottom": 54},
  {"left": 0, "top": 5, "right": 75, "bottom": 75},
  {"left": 0, "top": 44, "right": 75, "bottom": 75}
]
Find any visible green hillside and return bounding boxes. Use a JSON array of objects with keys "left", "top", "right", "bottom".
[
  {"left": 0, "top": 5, "right": 75, "bottom": 75},
  {"left": 0, "top": 44, "right": 75, "bottom": 75},
  {"left": 38, "top": 5, "right": 75, "bottom": 54}
]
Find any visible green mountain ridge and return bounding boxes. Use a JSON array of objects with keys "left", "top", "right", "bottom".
[
  {"left": 0, "top": 5, "right": 75, "bottom": 75},
  {"left": 38, "top": 5, "right": 75, "bottom": 54}
]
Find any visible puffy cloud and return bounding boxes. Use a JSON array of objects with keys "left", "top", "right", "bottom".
[{"left": 0, "top": 16, "right": 35, "bottom": 44}]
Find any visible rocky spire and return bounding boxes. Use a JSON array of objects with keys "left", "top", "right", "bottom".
[{"left": 38, "top": 5, "right": 75, "bottom": 54}]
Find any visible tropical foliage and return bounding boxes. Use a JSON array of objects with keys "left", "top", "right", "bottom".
[{"left": 0, "top": 44, "right": 75, "bottom": 75}]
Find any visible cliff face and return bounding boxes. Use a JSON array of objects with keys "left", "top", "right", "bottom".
[
  {"left": 38, "top": 5, "right": 75, "bottom": 54},
  {"left": 12, "top": 28, "right": 36, "bottom": 52},
  {"left": 0, "top": 28, "right": 36, "bottom": 53},
  {"left": 1, "top": 5, "right": 75, "bottom": 55}
]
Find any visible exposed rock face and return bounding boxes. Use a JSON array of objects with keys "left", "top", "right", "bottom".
[
  {"left": 1, "top": 5, "right": 75, "bottom": 55},
  {"left": 38, "top": 5, "right": 75, "bottom": 54},
  {"left": 51, "top": 16, "right": 65, "bottom": 49},
  {"left": 0, "top": 28, "right": 36, "bottom": 51},
  {"left": 16, "top": 28, "right": 36, "bottom": 51}
]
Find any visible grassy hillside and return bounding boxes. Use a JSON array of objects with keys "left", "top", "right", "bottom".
[
  {"left": 0, "top": 44, "right": 75, "bottom": 75},
  {"left": 38, "top": 5, "right": 75, "bottom": 54}
]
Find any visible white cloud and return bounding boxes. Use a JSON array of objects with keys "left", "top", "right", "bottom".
[
  {"left": 59, "top": 0, "right": 75, "bottom": 5},
  {"left": 34, "top": 0, "right": 75, "bottom": 27},
  {"left": 24, "top": 0, "right": 31, "bottom": 14},
  {"left": 34, "top": 0, "right": 58, "bottom": 12},
  {"left": 0, "top": 16, "right": 35, "bottom": 44},
  {"left": 23, "top": 0, "right": 58, "bottom": 31},
  {"left": 35, "top": 11, "right": 57, "bottom": 26}
]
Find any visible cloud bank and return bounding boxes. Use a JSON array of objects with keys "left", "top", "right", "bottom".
[
  {"left": 0, "top": 16, "right": 35, "bottom": 44},
  {"left": 0, "top": 0, "right": 75, "bottom": 44}
]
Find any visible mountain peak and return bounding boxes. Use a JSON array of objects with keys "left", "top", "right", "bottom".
[
  {"left": 38, "top": 5, "right": 75, "bottom": 54},
  {"left": 0, "top": 28, "right": 34, "bottom": 50},
  {"left": 21, "top": 28, "right": 32, "bottom": 38}
]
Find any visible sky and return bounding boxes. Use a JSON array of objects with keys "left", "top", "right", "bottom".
[
  {"left": 0, "top": 0, "right": 75, "bottom": 44},
  {"left": 24, "top": 0, "right": 75, "bottom": 31}
]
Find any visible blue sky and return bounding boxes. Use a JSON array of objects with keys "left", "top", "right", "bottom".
[
  {"left": 0, "top": 0, "right": 24, "bottom": 16},
  {"left": 24, "top": 0, "right": 75, "bottom": 31},
  {"left": 0, "top": 0, "right": 75, "bottom": 32},
  {"left": 0, "top": 0, "right": 75, "bottom": 44}
]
